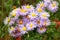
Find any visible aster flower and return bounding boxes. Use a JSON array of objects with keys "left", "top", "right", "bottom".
[
  {"left": 26, "top": 21, "right": 37, "bottom": 31},
  {"left": 22, "top": 17, "right": 30, "bottom": 24},
  {"left": 36, "top": 7, "right": 44, "bottom": 13},
  {"left": 36, "top": 19, "right": 43, "bottom": 27},
  {"left": 36, "top": 1, "right": 46, "bottom": 9},
  {"left": 4, "top": 17, "right": 11, "bottom": 25},
  {"left": 9, "top": 25, "right": 27, "bottom": 37},
  {"left": 17, "top": 20, "right": 25, "bottom": 26},
  {"left": 10, "top": 8, "right": 20, "bottom": 17},
  {"left": 28, "top": 11, "right": 38, "bottom": 19},
  {"left": 9, "top": 27, "right": 15, "bottom": 37},
  {"left": 18, "top": 8, "right": 28, "bottom": 16},
  {"left": 41, "top": 19, "right": 51, "bottom": 26},
  {"left": 9, "top": 27, "right": 15, "bottom": 35},
  {"left": 9, "top": 27, "right": 21, "bottom": 37},
  {"left": 39, "top": 11, "right": 50, "bottom": 19},
  {"left": 43, "top": 0, "right": 53, "bottom": 7},
  {"left": 43, "top": 0, "right": 51, "bottom": 3},
  {"left": 10, "top": 8, "right": 20, "bottom": 21},
  {"left": 37, "top": 27, "right": 46, "bottom": 34},
  {"left": 19, "top": 25, "right": 28, "bottom": 35},
  {"left": 47, "top": 1, "right": 58, "bottom": 12},
  {"left": 22, "top": 5, "right": 34, "bottom": 12}
]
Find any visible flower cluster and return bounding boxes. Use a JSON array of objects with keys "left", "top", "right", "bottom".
[{"left": 4, "top": 0, "right": 58, "bottom": 37}]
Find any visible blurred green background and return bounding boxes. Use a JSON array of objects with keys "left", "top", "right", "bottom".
[{"left": 0, "top": 0, "right": 60, "bottom": 40}]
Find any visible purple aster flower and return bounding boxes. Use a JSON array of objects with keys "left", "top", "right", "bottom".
[
  {"left": 18, "top": 8, "right": 28, "bottom": 16},
  {"left": 36, "top": 7, "right": 44, "bottom": 13},
  {"left": 28, "top": 10, "right": 38, "bottom": 19},
  {"left": 22, "top": 17, "right": 30, "bottom": 24},
  {"left": 36, "top": 1, "right": 47, "bottom": 9},
  {"left": 19, "top": 25, "right": 28, "bottom": 35},
  {"left": 9, "top": 27, "right": 21, "bottom": 37},
  {"left": 39, "top": 11, "right": 50, "bottom": 19},
  {"left": 9, "top": 8, "right": 20, "bottom": 21},
  {"left": 41, "top": 19, "right": 51, "bottom": 26},
  {"left": 36, "top": 19, "right": 43, "bottom": 27},
  {"left": 9, "top": 27, "right": 15, "bottom": 37},
  {"left": 10, "top": 8, "right": 20, "bottom": 17},
  {"left": 22, "top": 5, "right": 35, "bottom": 13},
  {"left": 26, "top": 21, "right": 37, "bottom": 31},
  {"left": 37, "top": 27, "right": 46, "bottom": 34},
  {"left": 43, "top": 0, "right": 51, "bottom": 3},
  {"left": 17, "top": 19, "right": 25, "bottom": 27},
  {"left": 47, "top": 1, "right": 58, "bottom": 12}
]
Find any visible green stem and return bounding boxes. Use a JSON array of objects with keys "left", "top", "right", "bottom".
[{"left": 2, "top": 0, "right": 4, "bottom": 13}]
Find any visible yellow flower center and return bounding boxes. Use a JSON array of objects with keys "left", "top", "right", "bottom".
[
  {"left": 40, "top": 28, "right": 44, "bottom": 30},
  {"left": 17, "top": 28, "right": 20, "bottom": 32},
  {"left": 37, "top": 20, "right": 40, "bottom": 24},
  {"left": 7, "top": 18, "right": 11, "bottom": 22},
  {"left": 32, "top": 13, "right": 36, "bottom": 17},
  {"left": 12, "top": 13, "right": 16, "bottom": 17},
  {"left": 19, "top": 20, "right": 23, "bottom": 25},
  {"left": 30, "top": 23, "right": 33, "bottom": 28},
  {"left": 37, "top": 8, "right": 42, "bottom": 12},
  {"left": 52, "top": 3, "right": 56, "bottom": 7},
  {"left": 10, "top": 27, "right": 15, "bottom": 31},
  {"left": 22, "top": 26, "right": 27, "bottom": 31},
  {"left": 20, "top": 9, "right": 26, "bottom": 12},
  {"left": 42, "top": 14, "right": 46, "bottom": 17},
  {"left": 26, "top": 5, "right": 31, "bottom": 9},
  {"left": 40, "top": 3, "right": 44, "bottom": 7}
]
